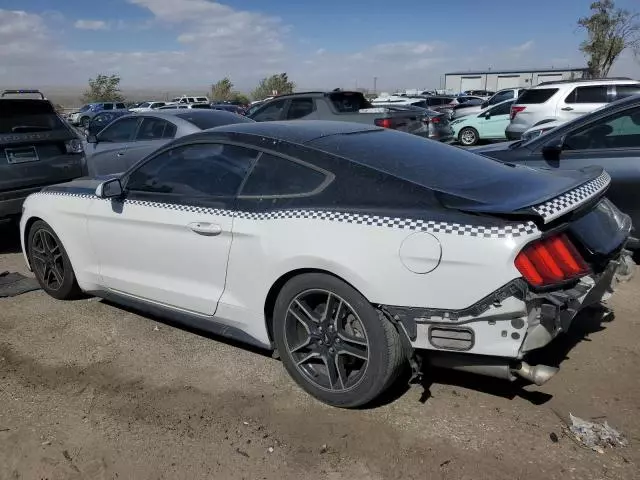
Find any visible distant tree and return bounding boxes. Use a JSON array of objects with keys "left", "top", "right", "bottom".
[
  {"left": 82, "top": 74, "right": 125, "bottom": 103},
  {"left": 211, "top": 77, "right": 234, "bottom": 102},
  {"left": 251, "top": 73, "right": 295, "bottom": 100},
  {"left": 229, "top": 92, "right": 251, "bottom": 105},
  {"left": 578, "top": 0, "right": 640, "bottom": 77}
]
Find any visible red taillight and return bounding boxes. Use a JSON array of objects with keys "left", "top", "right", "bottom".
[
  {"left": 430, "top": 116, "right": 440, "bottom": 124},
  {"left": 375, "top": 118, "right": 396, "bottom": 129},
  {"left": 510, "top": 105, "right": 526, "bottom": 120},
  {"left": 514, "top": 233, "right": 589, "bottom": 287}
]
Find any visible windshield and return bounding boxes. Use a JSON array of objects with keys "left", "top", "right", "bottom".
[
  {"left": 138, "top": 102, "right": 151, "bottom": 108},
  {"left": 78, "top": 104, "right": 91, "bottom": 112}
]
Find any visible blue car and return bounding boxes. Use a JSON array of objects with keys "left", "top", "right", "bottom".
[{"left": 68, "top": 101, "right": 129, "bottom": 128}]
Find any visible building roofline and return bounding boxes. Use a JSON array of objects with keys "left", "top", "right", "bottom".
[{"left": 445, "top": 67, "right": 589, "bottom": 75}]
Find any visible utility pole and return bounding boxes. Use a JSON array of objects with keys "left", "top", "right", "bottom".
[{"left": 373, "top": 76, "right": 378, "bottom": 94}]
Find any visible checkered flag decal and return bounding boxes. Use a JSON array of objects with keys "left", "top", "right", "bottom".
[
  {"left": 34, "top": 191, "right": 540, "bottom": 239},
  {"left": 532, "top": 171, "right": 610, "bottom": 223}
]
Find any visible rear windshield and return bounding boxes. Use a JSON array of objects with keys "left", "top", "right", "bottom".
[
  {"left": 0, "top": 100, "right": 65, "bottom": 133},
  {"left": 309, "top": 128, "right": 517, "bottom": 192},
  {"left": 517, "top": 88, "right": 558, "bottom": 104},
  {"left": 329, "top": 92, "right": 372, "bottom": 113},
  {"left": 175, "top": 111, "right": 254, "bottom": 130}
]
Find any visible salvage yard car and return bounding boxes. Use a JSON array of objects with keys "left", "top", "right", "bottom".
[
  {"left": 20, "top": 120, "right": 634, "bottom": 408},
  {"left": 0, "top": 89, "right": 85, "bottom": 222}
]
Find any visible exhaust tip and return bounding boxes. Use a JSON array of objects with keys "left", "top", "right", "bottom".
[{"left": 512, "top": 362, "right": 558, "bottom": 386}]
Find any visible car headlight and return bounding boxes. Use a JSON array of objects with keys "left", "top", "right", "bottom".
[{"left": 521, "top": 129, "right": 544, "bottom": 142}]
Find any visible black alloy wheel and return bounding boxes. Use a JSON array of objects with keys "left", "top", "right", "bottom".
[
  {"left": 28, "top": 220, "right": 82, "bottom": 300},
  {"left": 273, "top": 273, "right": 406, "bottom": 408}
]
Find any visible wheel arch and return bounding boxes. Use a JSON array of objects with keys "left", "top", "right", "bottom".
[
  {"left": 263, "top": 268, "right": 368, "bottom": 344},
  {"left": 22, "top": 215, "right": 44, "bottom": 269}
]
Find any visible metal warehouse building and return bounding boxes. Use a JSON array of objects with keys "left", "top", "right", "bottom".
[{"left": 444, "top": 67, "right": 589, "bottom": 93}]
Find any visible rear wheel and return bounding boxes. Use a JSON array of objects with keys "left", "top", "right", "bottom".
[
  {"left": 459, "top": 127, "right": 479, "bottom": 146},
  {"left": 27, "top": 220, "right": 82, "bottom": 300},
  {"left": 273, "top": 273, "right": 406, "bottom": 408}
]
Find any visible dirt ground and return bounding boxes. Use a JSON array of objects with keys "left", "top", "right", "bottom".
[{"left": 0, "top": 223, "right": 639, "bottom": 480}]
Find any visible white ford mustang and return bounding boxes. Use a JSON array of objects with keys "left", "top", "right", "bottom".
[{"left": 20, "top": 120, "right": 634, "bottom": 407}]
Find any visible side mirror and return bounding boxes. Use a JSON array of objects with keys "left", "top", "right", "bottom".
[
  {"left": 484, "top": 113, "right": 491, "bottom": 120},
  {"left": 95, "top": 178, "right": 124, "bottom": 199},
  {"left": 541, "top": 137, "right": 564, "bottom": 161},
  {"left": 86, "top": 134, "right": 98, "bottom": 144}
]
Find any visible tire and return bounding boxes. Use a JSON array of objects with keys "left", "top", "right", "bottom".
[
  {"left": 27, "top": 220, "right": 82, "bottom": 300},
  {"left": 273, "top": 273, "right": 406, "bottom": 408},
  {"left": 80, "top": 116, "right": 90, "bottom": 128},
  {"left": 459, "top": 127, "right": 479, "bottom": 146}
]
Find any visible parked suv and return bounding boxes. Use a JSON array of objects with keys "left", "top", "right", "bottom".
[
  {"left": 0, "top": 89, "right": 85, "bottom": 221},
  {"left": 506, "top": 78, "right": 640, "bottom": 140},
  {"left": 168, "top": 95, "right": 210, "bottom": 105},
  {"left": 69, "top": 102, "right": 129, "bottom": 128}
]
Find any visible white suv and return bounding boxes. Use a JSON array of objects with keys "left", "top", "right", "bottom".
[{"left": 506, "top": 78, "right": 640, "bottom": 140}]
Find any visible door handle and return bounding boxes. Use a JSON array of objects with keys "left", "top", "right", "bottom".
[
  {"left": 561, "top": 107, "right": 574, "bottom": 111},
  {"left": 188, "top": 222, "right": 222, "bottom": 236},
  {"left": 117, "top": 152, "right": 125, "bottom": 156}
]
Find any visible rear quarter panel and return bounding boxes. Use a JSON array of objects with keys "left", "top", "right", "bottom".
[{"left": 220, "top": 214, "right": 538, "bottom": 340}]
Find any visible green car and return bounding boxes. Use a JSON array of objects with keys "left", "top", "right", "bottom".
[{"left": 451, "top": 99, "right": 515, "bottom": 146}]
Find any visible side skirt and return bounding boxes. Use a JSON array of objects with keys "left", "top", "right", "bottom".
[{"left": 94, "top": 289, "right": 272, "bottom": 351}]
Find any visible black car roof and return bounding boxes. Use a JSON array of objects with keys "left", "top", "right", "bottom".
[{"left": 202, "top": 120, "right": 382, "bottom": 144}]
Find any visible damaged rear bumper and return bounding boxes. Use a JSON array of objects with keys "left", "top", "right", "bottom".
[{"left": 381, "top": 249, "right": 635, "bottom": 384}]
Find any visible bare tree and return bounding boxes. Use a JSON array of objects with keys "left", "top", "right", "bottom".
[{"left": 578, "top": 0, "right": 640, "bottom": 77}]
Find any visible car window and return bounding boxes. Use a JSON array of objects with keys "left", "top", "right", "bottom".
[
  {"left": 138, "top": 102, "right": 150, "bottom": 108},
  {"left": 126, "top": 143, "right": 258, "bottom": 196},
  {"left": 565, "top": 86, "right": 608, "bottom": 104},
  {"left": 287, "top": 98, "right": 315, "bottom": 120},
  {"left": 98, "top": 117, "right": 139, "bottom": 142},
  {"left": 135, "top": 118, "right": 177, "bottom": 140},
  {"left": 196, "top": 97, "right": 208, "bottom": 102},
  {"left": 241, "top": 153, "right": 329, "bottom": 197},
  {"left": 102, "top": 103, "right": 114, "bottom": 111},
  {"left": 614, "top": 85, "right": 640, "bottom": 100},
  {"left": 175, "top": 111, "right": 253, "bottom": 130},
  {"left": 187, "top": 97, "right": 195, "bottom": 103},
  {"left": 563, "top": 106, "right": 640, "bottom": 150},
  {"left": 329, "top": 92, "right": 372, "bottom": 112},
  {"left": 116, "top": 103, "right": 126, "bottom": 109},
  {"left": 487, "top": 101, "right": 513, "bottom": 116},
  {"left": 489, "top": 90, "right": 514, "bottom": 105},
  {"left": 517, "top": 88, "right": 558, "bottom": 104},
  {"left": 251, "top": 99, "right": 287, "bottom": 121}
]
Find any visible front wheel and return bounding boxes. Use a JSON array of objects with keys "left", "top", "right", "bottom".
[
  {"left": 27, "top": 220, "right": 82, "bottom": 300},
  {"left": 459, "top": 127, "right": 479, "bottom": 146},
  {"left": 273, "top": 273, "right": 406, "bottom": 408},
  {"left": 80, "top": 116, "right": 90, "bottom": 128}
]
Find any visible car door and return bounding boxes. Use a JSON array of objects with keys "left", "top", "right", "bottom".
[
  {"left": 526, "top": 104, "right": 640, "bottom": 223},
  {"left": 558, "top": 85, "right": 610, "bottom": 122},
  {"left": 85, "top": 116, "right": 141, "bottom": 176},
  {"left": 481, "top": 101, "right": 514, "bottom": 138},
  {"left": 124, "top": 117, "right": 178, "bottom": 170},
  {"left": 86, "top": 142, "right": 259, "bottom": 315}
]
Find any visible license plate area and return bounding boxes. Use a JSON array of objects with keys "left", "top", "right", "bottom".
[{"left": 5, "top": 146, "right": 39, "bottom": 164}]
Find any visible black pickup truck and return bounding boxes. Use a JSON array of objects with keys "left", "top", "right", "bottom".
[
  {"left": 247, "top": 90, "right": 451, "bottom": 139},
  {"left": 0, "top": 90, "right": 86, "bottom": 222}
]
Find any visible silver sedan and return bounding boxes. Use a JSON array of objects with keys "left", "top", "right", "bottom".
[{"left": 84, "top": 110, "right": 253, "bottom": 177}]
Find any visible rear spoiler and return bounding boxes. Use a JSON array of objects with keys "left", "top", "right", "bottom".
[{"left": 531, "top": 171, "right": 611, "bottom": 223}]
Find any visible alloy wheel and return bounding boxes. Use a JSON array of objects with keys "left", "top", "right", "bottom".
[
  {"left": 284, "top": 289, "right": 370, "bottom": 392},
  {"left": 31, "top": 229, "right": 65, "bottom": 291}
]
